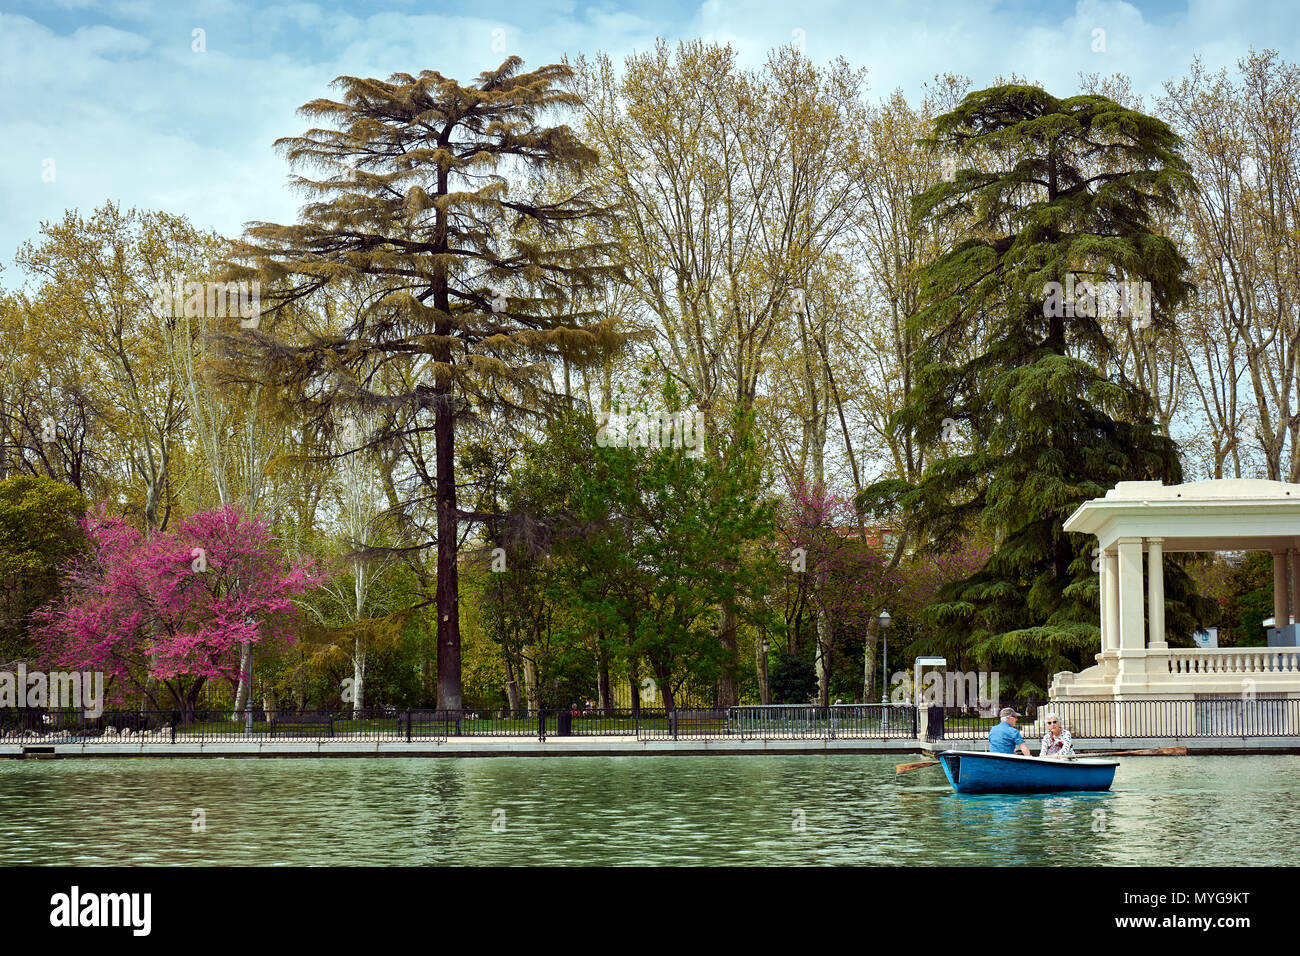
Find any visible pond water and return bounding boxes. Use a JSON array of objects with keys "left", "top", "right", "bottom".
[{"left": 0, "top": 754, "right": 1294, "bottom": 865}]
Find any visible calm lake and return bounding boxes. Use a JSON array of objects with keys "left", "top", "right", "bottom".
[{"left": 0, "top": 754, "right": 1294, "bottom": 866}]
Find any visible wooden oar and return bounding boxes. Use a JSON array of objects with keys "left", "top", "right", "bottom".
[
  {"left": 1076, "top": 746, "right": 1187, "bottom": 757},
  {"left": 898, "top": 745, "right": 1185, "bottom": 772},
  {"left": 895, "top": 759, "right": 940, "bottom": 773}
]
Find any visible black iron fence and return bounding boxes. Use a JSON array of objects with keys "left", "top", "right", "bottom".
[
  {"left": 0, "top": 708, "right": 449, "bottom": 743},
  {"left": 428, "top": 708, "right": 671, "bottom": 738},
  {"left": 1, "top": 704, "right": 917, "bottom": 743},
  {"left": 5, "top": 696, "right": 1300, "bottom": 745},
  {"left": 723, "top": 704, "right": 915, "bottom": 740},
  {"left": 929, "top": 697, "right": 1300, "bottom": 741},
  {"left": 934, "top": 703, "right": 1035, "bottom": 741},
  {"left": 0, "top": 707, "right": 680, "bottom": 743}
]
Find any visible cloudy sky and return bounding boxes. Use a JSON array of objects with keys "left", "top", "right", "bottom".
[{"left": 0, "top": 0, "right": 1294, "bottom": 271}]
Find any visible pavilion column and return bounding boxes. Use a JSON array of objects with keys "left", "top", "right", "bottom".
[
  {"left": 1289, "top": 548, "right": 1298, "bottom": 626},
  {"left": 1274, "top": 550, "right": 1289, "bottom": 630},
  {"left": 1147, "top": 537, "right": 1166, "bottom": 649},
  {"left": 1117, "top": 537, "right": 1145, "bottom": 652},
  {"left": 1103, "top": 548, "right": 1120, "bottom": 652}
]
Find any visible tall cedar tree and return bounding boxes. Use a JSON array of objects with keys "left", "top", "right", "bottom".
[
  {"left": 228, "top": 58, "right": 624, "bottom": 709},
  {"left": 860, "top": 86, "right": 1213, "bottom": 694}
]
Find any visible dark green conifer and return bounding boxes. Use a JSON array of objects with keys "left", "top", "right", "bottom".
[{"left": 862, "top": 86, "right": 1212, "bottom": 694}]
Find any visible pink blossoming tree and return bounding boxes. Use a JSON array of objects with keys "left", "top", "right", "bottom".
[
  {"left": 777, "top": 480, "right": 991, "bottom": 704},
  {"left": 37, "top": 506, "right": 319, "bottom": 721}
]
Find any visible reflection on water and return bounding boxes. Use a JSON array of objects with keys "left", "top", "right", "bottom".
[{"left": 0, "top": 755, "right": 1295, "bottom": 865}]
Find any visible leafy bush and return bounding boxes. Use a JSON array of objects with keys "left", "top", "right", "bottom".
[{"left": 769, "top": 652, "right": 818, "bottom": 704}]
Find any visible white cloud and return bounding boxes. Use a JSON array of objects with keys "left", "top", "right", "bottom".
[{"left": 0, "top": 0, "right": 1296, "bottom": 268}]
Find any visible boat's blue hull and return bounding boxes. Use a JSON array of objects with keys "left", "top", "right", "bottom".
[{"left": 938, "top": 750, "right": 1117, "bottom": 794}]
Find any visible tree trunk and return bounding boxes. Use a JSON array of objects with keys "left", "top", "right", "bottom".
[
  {"left": 352, "top": 648, "right": 365, "bottom": 716},
  {"left": 504, "top": 680, "right": 521, "bottom": 716},
  {"left": 141, "top": 676, "right": 159, "bottom": 715},
  {"left": 652, "top": 660, "right": 676, "bottom": 711},
  {"left": 295, "top": 650, "right": 306, "bottom": 711},
  {"left": 862, "top": 630, "right": 876, "bottom": 704},
  {"left": 596, "top": 637, "right": 612, "bottom": 711},
  {"left": 815, "top": 607, "right": 832, "bottom": 706},
  {"left": 431, "top": 137, "right": 463, "bottom": 714},
  {"left": 434, "top": 392, "right": 461, "bottom": 711},
  {"left": 717, "top": 606, "right": 739, "bottom": 708},
  {"left": 181, "top": 677, "right": 206, "bottom": 725},
  {"left": 521, "top": 646, "right": 539, "bottom": 711},
  {"left": 233, "top": 643, "right": 252, "bottom": 718},
  {"left": 503, "top": 654, "right": 521, "bottom": 716}
]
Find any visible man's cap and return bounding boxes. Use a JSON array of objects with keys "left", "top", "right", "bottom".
[{"left": 999, "top": 707, "right": 1022, "bottom": 718}]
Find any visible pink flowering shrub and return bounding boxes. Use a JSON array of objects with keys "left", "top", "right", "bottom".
[
  {"left": 778, "top": 480, "right": 901, "bottom": 630},
  {"left": 36, "top": 505, "right": 319, "bottom": 710}
]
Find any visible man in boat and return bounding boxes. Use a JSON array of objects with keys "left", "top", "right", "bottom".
[
  {"left": 987, "top": 707, "right": 1032, "bottom": 756},
  {"left": 1040, "top": 713, "right": 1074, "bottom": 758}
]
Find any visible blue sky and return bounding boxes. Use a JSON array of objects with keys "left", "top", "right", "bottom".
[{"left": 0, "top": 0, "right": 1295, "bottom": 271}]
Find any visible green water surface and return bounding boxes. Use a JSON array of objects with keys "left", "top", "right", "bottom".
[{"left": 0, "top": 755, "right": 1293, "bottom": 865}]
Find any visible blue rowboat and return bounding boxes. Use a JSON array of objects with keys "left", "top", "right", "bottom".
[{"left": 937, "top": 750, "right": 1118, "bottom": 794}]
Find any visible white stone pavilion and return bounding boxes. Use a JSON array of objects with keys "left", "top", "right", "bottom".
[{"left": 1051, "top": 479, "right": 1300, "bottom": 710}]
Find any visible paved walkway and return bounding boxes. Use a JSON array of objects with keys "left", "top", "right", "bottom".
[{"left": 5, "top": 735, "right": 1300, "bottom": 757}]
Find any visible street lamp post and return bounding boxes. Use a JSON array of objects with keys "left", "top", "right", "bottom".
[
  {"left": 760, "top": 638, "right": 770, "bottom": 705},
  {"left": 710, "top": 621, "right": 720, "bottom": 708},
  {"left": 243, "top": 616, "right": 256, "bottom": 735},
  {"left": 878, "top": 610, "right": 892, "bottom": 704}
]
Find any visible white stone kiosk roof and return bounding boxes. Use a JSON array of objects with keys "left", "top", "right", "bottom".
[
  {"left": 1063, "top": 478, "right": 1300, "bottom": 552},
  {"left": 1053, "top": 478, "right": 1300, "bottom": 709}
]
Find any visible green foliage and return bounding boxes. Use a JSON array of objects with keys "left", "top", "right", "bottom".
[
  {"left": 1224, "top": 552, "right": 1273, "bottom": 647},
  {"left": 0, "top": 475, "right": 88, "bottom": 660},
  {"left": 257, "top": 562, "right": 437, "bottom": 709},
  {"left": 466, "top": 399, "right": 781, "bottom": 709},
  {"left": 769, "top": 652, "right": 818, "bottom": 704}
]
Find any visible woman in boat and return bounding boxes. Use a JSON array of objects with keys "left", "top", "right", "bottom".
[{"left": 1040, "top": 713, "right": 1074, "bottom": 758}]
